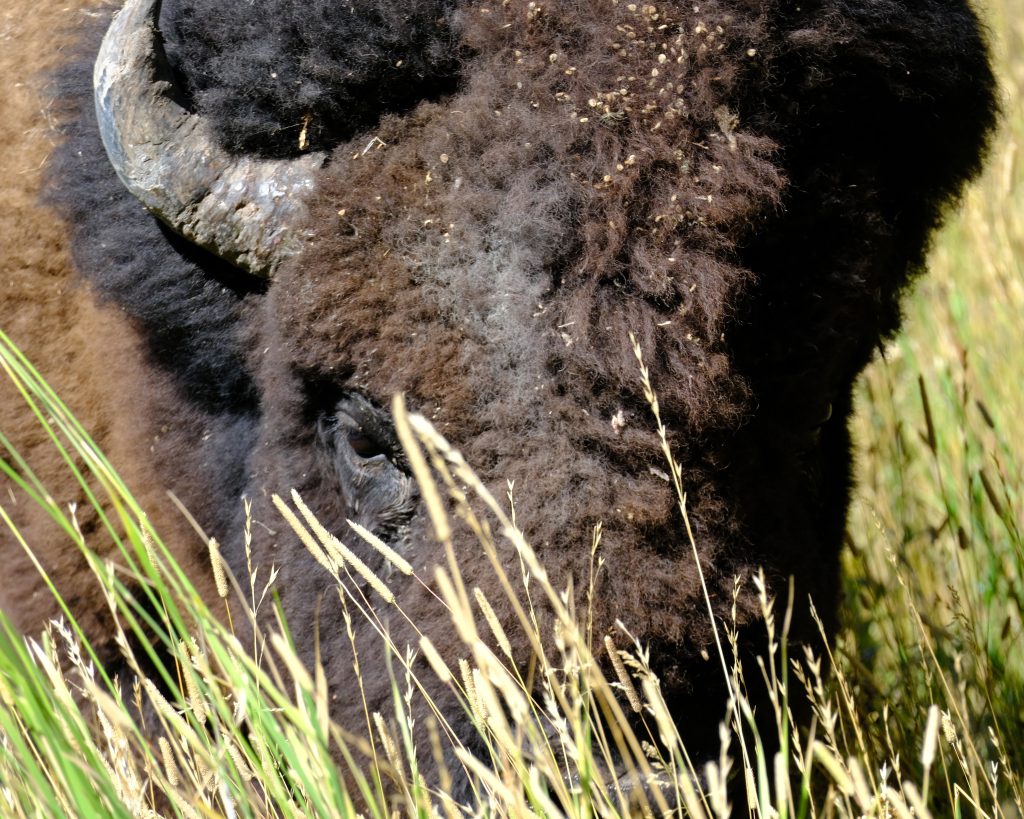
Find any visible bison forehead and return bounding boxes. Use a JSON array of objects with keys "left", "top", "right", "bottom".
[{"left": 277, "top": 0, "right": 778, "bottom": 428}]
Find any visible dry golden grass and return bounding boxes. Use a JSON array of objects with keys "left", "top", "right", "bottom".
[{"left": 0, "top": 317, "right": 1020, "bottom": 816}]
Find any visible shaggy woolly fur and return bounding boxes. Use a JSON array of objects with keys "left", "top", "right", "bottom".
[
  {"left": 0, "top": 0, "right": 997, "bottom": 789},
  {"left": 0, "top": 0, "right": 226, "bottom": 649}
]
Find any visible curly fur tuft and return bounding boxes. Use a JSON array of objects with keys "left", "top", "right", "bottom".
[{"left": 159, "top": 0, "right": 464, "bottom": 156}]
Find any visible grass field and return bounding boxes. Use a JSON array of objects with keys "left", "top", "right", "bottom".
[
  {"left": 841, "top": 0, "right": 1024, "bottom": 811},
  {"left": 0, "top": 3, "right": 1021, "bottom": 817}
]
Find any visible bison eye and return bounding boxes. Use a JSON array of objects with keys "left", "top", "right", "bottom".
[
  {"left": 316, "top": 391, "right": 408, "bottom": 472},
  {"left": 314, "top": 391, "right": 417, "bottom": 540},
  {"left": 347, "top": 431, "right": 388, "bottom": 460}
]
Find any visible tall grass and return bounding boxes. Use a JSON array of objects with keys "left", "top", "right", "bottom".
[
  {"left": 1, "top": 310, "right": 1020, "bottom": 816},
  {"left": 843, "top": 0, "right": 1024, "bottom": 812},
  {"left": 0, "top": 3, "right": 1021, "bottom": 816}
]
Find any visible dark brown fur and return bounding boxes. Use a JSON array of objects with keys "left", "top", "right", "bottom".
[{"left": 0, "top": 0, "right": 997, "bottom": 791}]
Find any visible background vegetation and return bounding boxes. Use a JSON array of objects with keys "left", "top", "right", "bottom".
[
  {"left": 841, "top": 0, "right": 1023, "bottom": 810},
  {"left": 0, "top": 1, "right": 1021, "bottom": 816}
]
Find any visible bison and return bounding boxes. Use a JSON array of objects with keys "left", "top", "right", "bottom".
[{"left": 0, "top": 0, "right": 997, "bottom": 800}]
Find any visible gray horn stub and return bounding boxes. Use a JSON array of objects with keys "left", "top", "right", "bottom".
[{"left": 93, "top": 0, "right": 325, "bottom": 278}]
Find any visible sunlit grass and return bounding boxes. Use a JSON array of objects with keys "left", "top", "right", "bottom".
[
  {"left": 843, "top": 1, "right": 1024, "bottom": 813},
  {"left": 1, "top": 305, "right": 1021, "bottom": 815}
]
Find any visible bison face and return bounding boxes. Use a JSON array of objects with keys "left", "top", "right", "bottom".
[{"left": 50, "top": 0, "right": 994, "bottom": 769}]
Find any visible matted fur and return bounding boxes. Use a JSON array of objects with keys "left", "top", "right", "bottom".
[{"left": 1, "top": 0, "right": 997, "bottom": 783}]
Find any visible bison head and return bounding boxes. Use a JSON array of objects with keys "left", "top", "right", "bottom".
[{"left": 38, "top": 0, "right": 996, "bottom": 778}]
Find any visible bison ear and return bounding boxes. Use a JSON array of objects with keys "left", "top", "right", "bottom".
[{"left": 93, "top": 0, "right": 326, "bottom": 278}]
